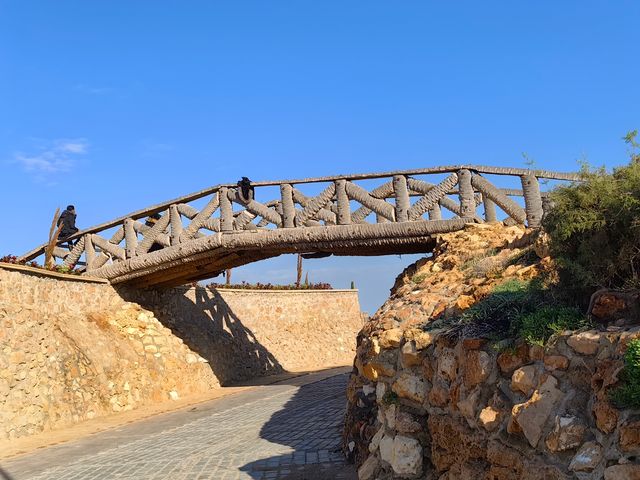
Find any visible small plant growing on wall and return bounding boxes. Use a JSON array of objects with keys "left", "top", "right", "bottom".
[
  {"left": 610, "top": 339, "right": 640, "bottom": 409},
  {"left": 382, "top": 390, "right": 400, "bottom": 405}
]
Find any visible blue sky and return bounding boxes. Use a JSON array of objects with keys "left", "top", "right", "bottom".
[{"left": 1, "top": 2, "right": 639, "bottom": 314}]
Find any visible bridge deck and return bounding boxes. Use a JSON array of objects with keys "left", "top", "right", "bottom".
[{"left": 19, "top": 165, "right": 579, "bottom": 287}]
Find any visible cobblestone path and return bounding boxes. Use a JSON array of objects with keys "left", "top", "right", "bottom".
[{"left": 2, "top": 372, "right": 356, "bottom": 480}]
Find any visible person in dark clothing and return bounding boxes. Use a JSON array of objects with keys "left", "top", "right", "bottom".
[
  {"left": 57, "top": 205, "right": 79, "bottom": 249},
  {"left": 145, "top": 212, "right": 164, "bottom": 252},
  {"left": 237, "top": 177, "right": 254, "bottom": 203}
]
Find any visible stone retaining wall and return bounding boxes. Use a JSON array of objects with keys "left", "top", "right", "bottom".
[
  {"left": 0, "top": 267, "right": 362, "bottom": 440},
  {"left": 120, "top": 286, "right": 363, "bottom": 384},
  {"left": 348, "top": 325, "right": 640, "bottom": 479},
  {"left": 343, "top": 223, "right": 640, "bottom": 479}
]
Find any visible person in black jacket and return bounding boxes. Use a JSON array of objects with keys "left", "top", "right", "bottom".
[
  {"left": 237, "top": 177, "right": 254, "bottom": 203},
  {"left": 57, "top": 205, "right": 79, "bottom": 249}
]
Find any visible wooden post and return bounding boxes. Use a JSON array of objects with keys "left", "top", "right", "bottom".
[
  {"left": 280, "top": 184, "right": 295, "bottom": 228},
  {"left": 457, "top": 169, "right": 475, "bottom": 219},
  {"left": 219, "top": 188, "right": 234, "bottom": 232},
  {"left": 428, "top": 205, "right": 442, "bottom": 221},
  {"left": 296, "top": 254, "right": 303, "bottom": 287},
  {"left": 84, "top": 234, "right": 95, "bottom": 271},
  {"left": 393, "top": 175, "right": 410, "bottom": 222},
  {"left": 169, "top": 205, "right": 182, "bottom": 245},
  {"left": 521, "top": 173, "right": 543, "bottom": 227},
  {"left": 482, "top": 194, "right": 497, "bottom": 222},
  {"left": 124, "top": 218, "right": 137, "bottom": 258},
  {"left": 335, "top": 179, "right": 351, "bottom": 225}
]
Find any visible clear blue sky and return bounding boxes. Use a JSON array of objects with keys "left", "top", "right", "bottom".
[{"left": 1, "top": 2, "right": 639, "bottom": 314}]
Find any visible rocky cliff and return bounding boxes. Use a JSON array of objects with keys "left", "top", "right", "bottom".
[{"left": 343, "top": 223, "right": 640, "bottom": 480}]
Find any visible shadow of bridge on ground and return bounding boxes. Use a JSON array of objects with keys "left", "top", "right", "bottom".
[{"left": 239, "top": 373, "right": 356, "bottom": 480}]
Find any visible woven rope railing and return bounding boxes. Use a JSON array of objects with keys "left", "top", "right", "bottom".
[{"left": 18, "top": 165, "right": 579, "bottom": 282}]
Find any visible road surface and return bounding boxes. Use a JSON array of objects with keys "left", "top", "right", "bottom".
[{"left": 1, "top": 371, "right": 357, "bottom": 480}]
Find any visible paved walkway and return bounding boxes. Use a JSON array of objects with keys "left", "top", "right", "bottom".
[{"left": 1, "top": 372, "right": 356, "bottom": 480}]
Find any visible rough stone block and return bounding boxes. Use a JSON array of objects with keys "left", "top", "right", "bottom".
[
  {"left": 392, "top": 373, "right": 427, "bottom": 403},
  {"left": 567, "top": 331, "right": 601, "bottom": 355},
  {"left": 569, "top": 441, "right": 603, "bottom": 472},
  {"left": 391, "top": 435, "right": 423, "bottom": 477}
]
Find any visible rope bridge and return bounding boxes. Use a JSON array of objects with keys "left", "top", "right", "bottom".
[{"left": 18, "top": 165, "right": 579, "bottom": 287}]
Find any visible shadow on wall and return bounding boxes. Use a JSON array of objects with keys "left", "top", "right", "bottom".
[
  {"left": 118, "top": 287, "right": 283, "bottom": 385},
  {"left": 239, "top": 373, "right": 357, "bottom": 479}
]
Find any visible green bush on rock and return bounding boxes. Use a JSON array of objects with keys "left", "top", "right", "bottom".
[
  {"left": 543, "top": 148, "right": 640, "bottom": 295},
  {"left": 443, "top": 279, "right": 589, "bottom": 346}
]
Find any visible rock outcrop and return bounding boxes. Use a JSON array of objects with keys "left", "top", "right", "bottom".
[{"left": 344, "top": 223, "right": 640, "bottom": 479}]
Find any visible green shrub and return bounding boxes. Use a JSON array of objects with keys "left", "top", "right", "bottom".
[
  {"left": 443, "top": 279, "right": 545, "bottom": 340},
  {"left": 443, "top": 279, "right": 589, "bottom": 345},
  {"left": 411, "top": 273, "right": 428, "bottom": 284},
  {"left": 543, "top": 153, "right": 640, "bottom": 295},
  {"left": 513, "top": 306, "right": 588, "bottom": 346},
  {"left": 610, "top": 339, "right": 640, "bottom": 409}
]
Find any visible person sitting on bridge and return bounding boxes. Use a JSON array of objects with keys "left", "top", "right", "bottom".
[
  {"left": 57, "top": 205, "right": 79, "bottom": 249},
  {"left": 237, "top": 177, "right": 254, "bottom": 203},
  {"left": 145, "top": 213, "right": 164, "bottom": 252}
]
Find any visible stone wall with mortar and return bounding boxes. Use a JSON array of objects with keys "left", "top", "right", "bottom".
[
  {"left": 343, "top": 223, "right": 640, "bottom": 480},
  {"left": 120, "top": 286, "right": 364, "bottom": 384},
  {"left": 0, "top": 267, "right": 218, "bottom": 441},
  {"left": 0, "top": 267, "right": 362, "bottom": 441}
]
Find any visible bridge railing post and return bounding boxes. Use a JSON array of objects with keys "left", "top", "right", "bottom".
[
  {"left": 280, "top": 184, "right": 295, "bottom": 228},
  {"left": 482, "top": 195, "right": 497, "bottom": 222},
  {"left": 219, "top": 188, "right": 234, "bottom": 232},
  {"left": 124, "top": 218, "right": 138, "bottom": 258},
  {"left": 393, "top": 175, "right": 410, "bottom": 222},
  {"left": 457, "top": 169, "right": 475, "bottom": 220},
  {"left": 169, "top": 205, "right": 183, "bottom": 245},
  {"left": 521, "top": 173, "right": 543, "bottom": 228},
  {"left": 335, "top": 179, "right": 351, "bottom": 225},
  {"left": 84, "top": 234, "right": 95, "bottom": 271},
  {"left": 428, "top": 204, "right": 442, "bottom": 220}
]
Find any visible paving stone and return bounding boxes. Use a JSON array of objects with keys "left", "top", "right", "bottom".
[{"left": 4, "top": 374, "right": 356, "bottom": 480}]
